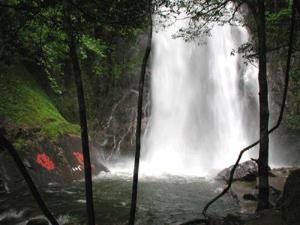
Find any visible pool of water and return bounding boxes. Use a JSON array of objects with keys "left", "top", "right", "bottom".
[{"left": 0, "top": 172, "right": 239, "bottom": 225}]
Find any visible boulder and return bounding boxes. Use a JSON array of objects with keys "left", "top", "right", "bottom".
[
  {"left": 216, "top": 160, "right": 258, "bottom": 182},
  {"left": 281, "top": 169, "right": 300, "bottom": 225}
]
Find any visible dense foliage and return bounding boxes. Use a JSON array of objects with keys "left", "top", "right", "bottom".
[
  {"left": 0, "top": 0, "right": 149, "bottom": 132},
  {"left": 0, "top": 64, "right": 79, "bottom": 139}
]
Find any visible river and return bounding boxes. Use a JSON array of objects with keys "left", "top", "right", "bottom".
[{"left": 0, "top": 171, "right": 239, "bottom": 225}]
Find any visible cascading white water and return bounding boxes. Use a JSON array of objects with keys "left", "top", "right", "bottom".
[{"left": 140, "top": 16, "right": 258, "bottom": 176}]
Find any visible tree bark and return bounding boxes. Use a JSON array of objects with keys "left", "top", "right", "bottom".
[
  {"left": 128, "top": 1, "right": 152, "bottom": 224},
  {"left": 295, "top": 0, "right": 300, "bottom": 14},
  {"left": 0, "top": 135, "right": 59, "bottom": 225},
  {"left": 67, "top": 12, "right": 96, "bottom": 225},
  {"left": 257, "top": 0, "right": 270, "bottom": 211}
]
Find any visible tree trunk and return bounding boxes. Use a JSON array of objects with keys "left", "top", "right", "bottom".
[
  {"left": 128, "top": 1, "right": 152, "bottom": 224},
  {"left": 257, "top": 0, "right": 270, "bottom": 211},
  {"left": 0, "top": 135, "right": 59, "bottom": 225},
  {"left": 66, "top": 11, "right": 96, "bottom": 225},
  {"left": 295, "top": 0, "right": 300, "bottom": 14}
]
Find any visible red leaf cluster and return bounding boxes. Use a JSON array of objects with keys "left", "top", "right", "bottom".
[
  {"left": 73, "top": 151, "right": 84, "bottom": 166},
  {"left": 36, "top": 153, "right": 55, "bottom": 171}
]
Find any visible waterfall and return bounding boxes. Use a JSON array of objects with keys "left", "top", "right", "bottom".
[{"left": 141, "top": 16, "right": 258, "bottom": 176}]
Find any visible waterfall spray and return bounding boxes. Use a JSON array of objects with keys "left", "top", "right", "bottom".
[{"left": 141, "top": 15, "right": 258, "bottom": 176}]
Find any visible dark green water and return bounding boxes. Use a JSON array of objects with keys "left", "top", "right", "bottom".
[{"left": 0, "top": 173, "right": 239, "bottom": 225}]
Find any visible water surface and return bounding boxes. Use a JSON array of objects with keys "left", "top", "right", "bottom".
[{"left": 0, "top": 172, "right": 239, "bottom": 225}]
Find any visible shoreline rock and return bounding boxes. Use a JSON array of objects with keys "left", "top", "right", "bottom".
[
  {"left": 216, "top": 160, "right": 258, "bottom": 183},
  {"left": 215, "top": 161, "right": 298, "bottom": 215}
]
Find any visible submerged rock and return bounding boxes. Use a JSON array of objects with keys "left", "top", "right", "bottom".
[{"left": 216, "top": 160, "right": 258, "bottom": 183}]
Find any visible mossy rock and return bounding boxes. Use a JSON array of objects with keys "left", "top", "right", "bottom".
[{"left": 0, "top": 64, "right": 79, "bottom": 140}]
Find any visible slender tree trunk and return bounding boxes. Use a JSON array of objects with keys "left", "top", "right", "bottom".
[
  {"left": 0, "top": 135, "right": 59, "bottom": 225},
  {"left": 257, "top": 0, "right": 270, "bottom": 211},
  {"left": 128, "top": 1, "right": 152, "bottom": 224},
  {"left": 66, "top": 11, "right": 96, "bottom": 225},
  {"left": 295, "top": 0, "right": 300, "bottom": 14}
]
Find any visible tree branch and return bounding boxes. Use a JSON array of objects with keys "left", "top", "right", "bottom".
[
  {"left": 228, "top": 2, "right": 244, "bottom": 25},
  {"left": 248, "top": 44, "right": 290, "bottom": 58}
]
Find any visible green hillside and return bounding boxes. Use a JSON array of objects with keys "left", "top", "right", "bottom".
[{"left": 0, "top": 64, "right": 79, "bottom": 139}]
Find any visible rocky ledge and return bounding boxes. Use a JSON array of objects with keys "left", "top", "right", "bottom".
[
  {"left": 0, "top": 118, "right": 108, "bottom": 193},
  {"left": 213, "top": 161, "right": 300, "bottom": 225}
]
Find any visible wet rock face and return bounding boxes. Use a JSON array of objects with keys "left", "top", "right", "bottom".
[
  {"left": 281, "top": 169, "right": 300, "bottom": 225},
  {"left": 95, "top": 90, "right": 140, "bottom": 159},
  {"left": 57, "top": 134, "right": 109, "bottom": 176},
  {"left": 0, "top": 119, "right": 108, "bottom": 193},
  {"left": 216, "top": 160, "right": 258, "bottom": 183},
  {"left": 94, "top": 69, "right": 151, "bottom": 159}
]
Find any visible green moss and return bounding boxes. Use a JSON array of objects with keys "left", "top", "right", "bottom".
[
  {"left": 13, "top": 137, "right": 27, "bottom": 151},
  {"left": 0, "top": 64, "right": 80, "bottom": 139}
]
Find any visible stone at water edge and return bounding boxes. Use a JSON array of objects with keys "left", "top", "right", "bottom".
[
  {"left": 216, "top": 160, "right": 258, "bottom": 182},
  {"left": 281, "top": 169, "right": 300, "bottom": 225}
]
